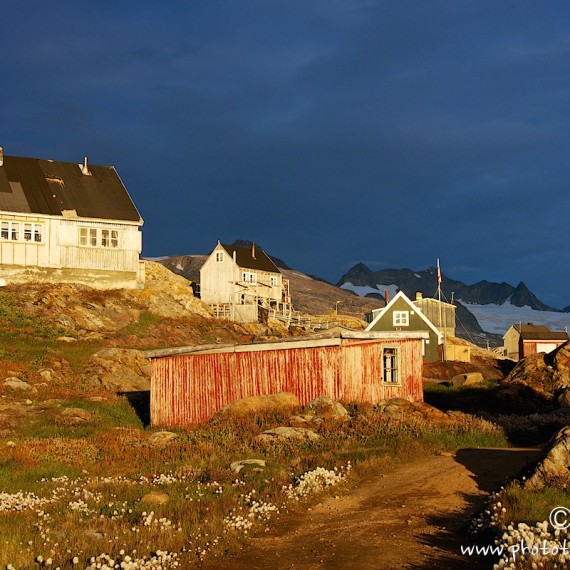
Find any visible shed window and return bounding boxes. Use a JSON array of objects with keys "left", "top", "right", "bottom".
[
  {"left": 393, "top": 311, "right": 409, "bottom": 326},
  {"left": 382, "top": 347, "right": 399, "bottom": 384}
]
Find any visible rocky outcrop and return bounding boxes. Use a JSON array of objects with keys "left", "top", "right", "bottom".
[
  {"left": 525, "top": 426, "right": 570, "bottom": 489},
  {"left": 81, "top": 348, "right": 151, "bottom": 392},
  {"left": 498, "top": 341, "right": 570, "bottom": 410}
]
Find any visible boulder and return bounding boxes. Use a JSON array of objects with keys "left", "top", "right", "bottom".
[
  {"left": 230, "top": 459, "right": 267, "bottom": 473},
  {"left": 525, "top": 426, "right": 570, "bottom": 489},
  {"left": 451, "top": 372, "right": 484, "bottom": 388},
  {"left": 141, "top": 491, "right": 170, "bottom": 505},
  {"left": 3, "top": 378, "right": 33, "bottom": 392},
  {"left": 255, "top": 426, "right": 319, "bottom": 445},
  {"left": 56, "top": 407, "right": 92, "bottom": 426},
  {"left": 147, "top": 431, "right": 178, "bottom": 447},
  {"left": 304, "top": 396, "right": 349, "bottom": 419},
  {"left": 214, "top": 392, "right": 300, "bottom": 417}
]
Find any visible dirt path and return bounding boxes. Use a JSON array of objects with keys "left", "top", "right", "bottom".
[{"left": 203, "top": 448, "right": 540, "bottom": 570}]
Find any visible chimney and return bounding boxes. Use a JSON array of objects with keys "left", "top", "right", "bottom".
[
  {"left": 416, "top": 292, "right": 423, "bottom": 300},
  {"left": 251, "top": 243, "right": 256, "bottom": 259},
  {"left": 384, "top": 290, "right": 390, "bottom": 304},
  {"left": 79, "top": 156, "right": 91, "bottom": 175},
  {"left": 0, "top": 146, "right": 3, "bottom": 167}
]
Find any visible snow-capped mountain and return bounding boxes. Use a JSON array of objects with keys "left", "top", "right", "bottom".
[{"left": 338, "top": 263, "right": 570, "bottom": 339}]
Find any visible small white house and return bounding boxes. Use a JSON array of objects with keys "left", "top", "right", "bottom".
[
  {"left": 200, "top": 241, "right": 291, "bottom": 322},
  {"left": 0, "top": 150, "right": 144, "bottom": 289}
]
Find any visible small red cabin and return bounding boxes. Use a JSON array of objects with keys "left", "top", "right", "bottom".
[{"left": 145, "top": 330, "right": 428, "bottom": 427}]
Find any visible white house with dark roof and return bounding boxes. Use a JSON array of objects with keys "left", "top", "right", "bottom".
[
  {"left": 0, "top": 149, "right": 144, "bottom": 289},
  {"left": 200, "top": 241, "right": 291, "bottom": 322}
]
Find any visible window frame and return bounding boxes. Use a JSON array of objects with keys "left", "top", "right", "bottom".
[
  {"left": 0, "top": 220, "right": 44, "bottom": 244},
  {"left": 79, "top": 226, "right": 121, "bottom": 248},
  {"left": 393, "top": 310, "right": 409, "bottom": 327},
  {"left": 242, "top": 271, "right": 258, "bottom": 284},
  {"left": 382, "top": 346, "right": 400, "bottom": 384}
]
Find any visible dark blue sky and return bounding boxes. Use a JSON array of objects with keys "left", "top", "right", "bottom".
[{"left": 3, "top": 1, "right": 570, "bottom": 307}]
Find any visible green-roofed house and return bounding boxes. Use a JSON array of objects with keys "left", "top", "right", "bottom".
[
  {"left": 365, "top": 290, "right": 443, "bottom": 361},
  {"left": 0, "top": 150, "right": 144, "bottom": 289}
]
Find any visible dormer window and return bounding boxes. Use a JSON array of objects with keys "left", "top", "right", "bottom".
[{"left": 215, "top": 251, "right": 224, "bottom": 262}]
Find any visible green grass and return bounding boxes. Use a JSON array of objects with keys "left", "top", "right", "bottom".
[
  {"left": 122, "top": 311, "right": 160, "bottom": 336},
  {"left": 500, "top": 484, "right": 570, "bottom": 526},
  {"left": 0, "top": 292, "right": 68, "bottom": 365}
]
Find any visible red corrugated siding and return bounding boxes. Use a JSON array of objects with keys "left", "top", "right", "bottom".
[{"left": 151, "top": 338, "right": 424, "bottom": 426}]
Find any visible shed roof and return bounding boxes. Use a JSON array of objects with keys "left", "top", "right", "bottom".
[
  {"left": 0, "top": 155, "right": 142, "bottom": 223},
  {"left": 144, "top": 329, "right": 429, "bottom": 359},
  {"left": 509, "top": 323, "right": 569, "bottom": 342},
  {"left": 220, "top": 242, "right": 280, "bottom": 273}
]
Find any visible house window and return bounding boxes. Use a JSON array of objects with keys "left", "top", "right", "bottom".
[
  {"left": 242, "top": 271, "right": 257, "bottom": 284},
  {"left": 382, "top": 347, "right": 399, "bottom": 384},
  {"left": 393, "top": 311, "right": 409, "bottom": 326},
  {"left": 215, "top": 251, "right": 224, "bottom": 262},
  {"left": 269, "top": 275, "right": 279, "bottom": 286},
  {"left": 79, "top": 227, "right": 119, "bottom": 248},
  {"left": 0, "top": 220, "right": 43, "bottom": 243}
]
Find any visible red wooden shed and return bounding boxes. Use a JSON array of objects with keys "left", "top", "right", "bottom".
[{"left": 145, "top": 330, "right": 428, "bottom": 427}]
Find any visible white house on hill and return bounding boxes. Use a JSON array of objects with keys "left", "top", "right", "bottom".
[
  {"left": 200, "top": 241, "right": 291, "bottom": 323},
  {"left": 0, "top": 150, "right": 144, "bottom": 289}
]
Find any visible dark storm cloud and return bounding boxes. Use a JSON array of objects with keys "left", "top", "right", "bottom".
[{"left": 2, "top": 0, "right": 570, "bottom": 307}]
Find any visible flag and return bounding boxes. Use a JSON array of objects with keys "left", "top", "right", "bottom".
[{"left": 437, "top": 258, "right": 442, "bottom": 286}]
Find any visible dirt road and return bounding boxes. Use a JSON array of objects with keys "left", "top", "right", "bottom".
[{"left": 203, "top": 448, "right": 539, "bottom": 570}]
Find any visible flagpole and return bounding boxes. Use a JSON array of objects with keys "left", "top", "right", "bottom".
[{"left": 437, "top": 258, "right": 446, "bottom": 361}]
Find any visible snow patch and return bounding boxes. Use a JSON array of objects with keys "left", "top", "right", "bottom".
[
  {"left": 340, "top": 282, "right": 399, "bottom": 299},
  {"left": 460, "top": 301, "right": 570, "bottom": 335},
  {"left": 414, "top": 273, "right": 421, "bottom": 278},
  {"left": 176, "top": 263, "right": 184, "bottom": 271}
]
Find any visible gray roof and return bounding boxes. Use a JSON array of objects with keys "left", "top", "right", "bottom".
[
  {"left": 0, "top": 155, "right": 142, "bottom": 223},
  {"left": 513, "top": 323, "right": 569, "bottom": 341}
]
